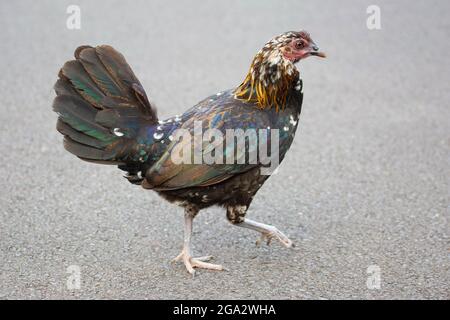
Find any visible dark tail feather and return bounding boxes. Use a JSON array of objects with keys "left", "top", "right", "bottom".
[
  {"left": 56, "top": 119, "right": 111, "bottom": 149},
  {"left": 53, "top": 45, "right": 157, "bottom": 166}
]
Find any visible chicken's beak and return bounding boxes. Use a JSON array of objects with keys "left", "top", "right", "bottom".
[{"left": 309, "top": 44, "right": 326, "bottom": 58}]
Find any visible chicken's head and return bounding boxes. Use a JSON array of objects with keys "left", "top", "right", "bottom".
[
  {"left": 235, "top": 31, "right": 325, "bottom": 110},
  {"left": 276, "top": 31, "right": 326, "bottom": 62}
]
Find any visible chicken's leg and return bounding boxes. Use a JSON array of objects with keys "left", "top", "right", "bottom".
[
  {"left": 226, "top": 205, "right": 294, "bottom": 247},
  {"left": 172, "top": 205, "right": 224, "bottom": 275}
]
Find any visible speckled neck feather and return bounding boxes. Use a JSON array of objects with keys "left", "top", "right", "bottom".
[{"left": 234, "top": 33, "right": 301, "bottom": 111}]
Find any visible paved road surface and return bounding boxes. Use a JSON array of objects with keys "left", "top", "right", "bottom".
[{"left": 0, "top": 0, "right": 448, "bottom": 299}]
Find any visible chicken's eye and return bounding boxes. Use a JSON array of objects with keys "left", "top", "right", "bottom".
[{"left": 295, "top": 40, "right": 305, "bottom": 49}]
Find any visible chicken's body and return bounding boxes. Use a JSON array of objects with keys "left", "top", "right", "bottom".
[{"left": 53, "top": 31, "right": 324, "bottom": 274}]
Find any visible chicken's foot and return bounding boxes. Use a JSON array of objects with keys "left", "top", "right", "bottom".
[{"left": 172, "top": 206, "right": 225, "bottom": 275}]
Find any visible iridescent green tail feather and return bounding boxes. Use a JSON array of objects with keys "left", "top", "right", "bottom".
[{"left": 53, "top": 45, "right": 157, "bottom": 165}]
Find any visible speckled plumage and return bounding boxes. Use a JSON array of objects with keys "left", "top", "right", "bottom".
[
  {"left": 53, "top": 31, "right": 324, "bottom": 274},
  {"left": 144, "top": 88, "right": 302, "bottom": 211}
]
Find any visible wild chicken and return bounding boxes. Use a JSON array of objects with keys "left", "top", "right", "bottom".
[{"left": 52, "top": 31, "right": 325, "bottom": 274}]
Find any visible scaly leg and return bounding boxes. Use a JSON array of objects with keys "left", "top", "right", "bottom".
[
  {"left": 227, "top": 205, "right": 294, "bottom": 248},
  {"left": 172, "top": 205, "right": 225, "bottom": 275},
  {"left": 238, "top": 218, "right": 294, "bottom": 247}
]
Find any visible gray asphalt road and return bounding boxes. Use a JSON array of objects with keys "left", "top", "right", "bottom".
[{"left": 0, "top": 0, "right": 449, "bottom": 299}]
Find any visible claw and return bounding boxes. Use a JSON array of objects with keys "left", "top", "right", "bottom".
[
  {"left": 172, "top": 249, "right": 225, "bottom": 275},
  {"left": 255, "top": 227, "right": 294, "bottom": 248}
]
